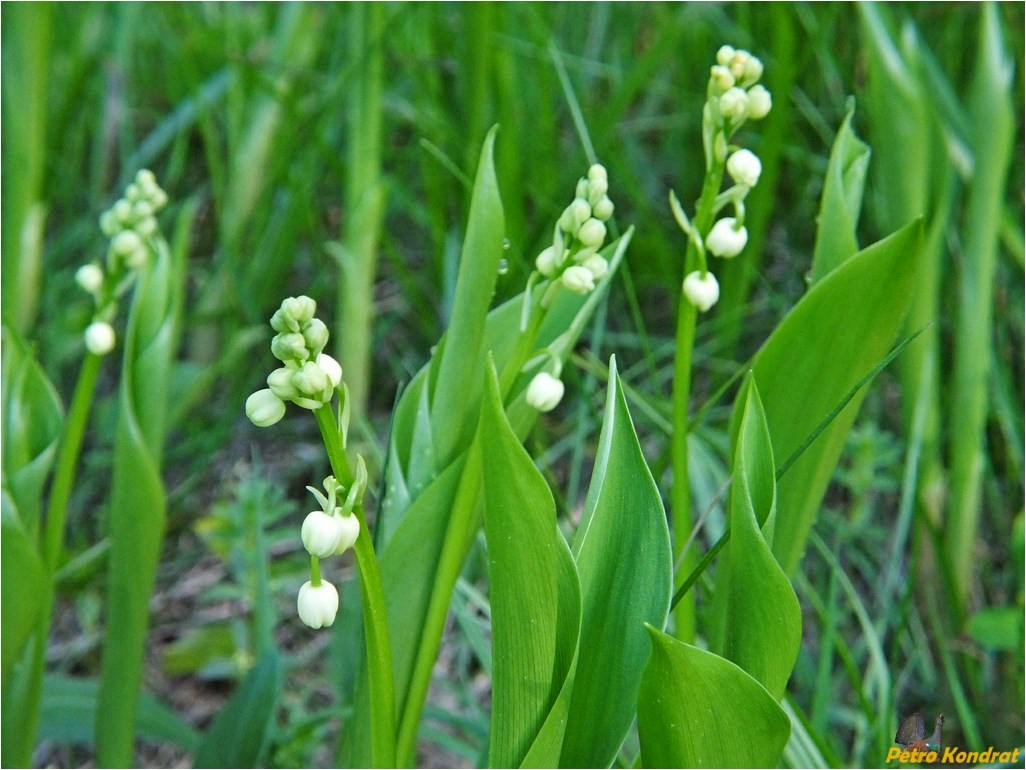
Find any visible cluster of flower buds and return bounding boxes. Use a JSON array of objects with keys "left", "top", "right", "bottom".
[
  {"left": 534, "top": 164, "right": 615, "bottom": 295},
  {"left": 296, "top": 470, "right": 367, "bottom": 628},
  {"left": 708, "top": 45, "right": 772, "bottom": 123},
  {"left": 246, "top": 296, "right": 344, "bottom": 427},
  {"left": 679, "top": 46, "right": 772, "bottom": 313},
  {"left": 75, "top": 169, "right": 169, "bottom": 355}
]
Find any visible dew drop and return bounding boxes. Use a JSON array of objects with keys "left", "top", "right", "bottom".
[
  {"left": 502, "top": 237, "right": 512, "bottom": 250},
  {"left": 497, "top": 258, "right": 509, "bottom": 275}
]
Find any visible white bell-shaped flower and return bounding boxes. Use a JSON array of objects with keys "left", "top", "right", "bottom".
[
  {"left": 683, "top": 271, "right": 721, "bottom": 312},
  {"left": 726, "top": 149, "right": 762, "bottom": 188},
  {"left": 297, "top": 580, "right": 339, "bottom": 629},
  {"left": 302, "top": 510, "right": 344, "bottom": 558},
  {"left": 706, "top": 218, "right": 749, "bottom": 258},
  {"left": 526, "top": 372, "right": 565, "bottom": 412},
  {"left": 316, "top": 354, "right": 343, "bottom": 389},
  {"left": 84, "top": 322, "right": 116, "bottom": 355},
  {"left": 332, "top": 513, "right": 361, "bottom": 555}
]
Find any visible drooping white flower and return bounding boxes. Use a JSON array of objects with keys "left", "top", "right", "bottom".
[
  {"left": 526, "top": 372, "right": 565, "bottom": 412},
  {"left": 683, "top": 271, "right": 721, "bottom": 312},
  {"left": 84, "top": 321, "right": 116, "bottom": 355},
  {"left": 332, "top": 513, "right": 361, "bottom": 555},
  {"left": 706, "top": 217, "right": 749, "bottom": 259},
  {"left": 246, "top": 388, "right": 286, "bottom": 427},
  {"left": 302, "top": 510, "right": 344, "bottom": 558},
  {"left": 726, "top": 149, "right": 762, "bottom": 188},
  {"left": 297, "top": 580, "right": 339, "bottom": 629}
]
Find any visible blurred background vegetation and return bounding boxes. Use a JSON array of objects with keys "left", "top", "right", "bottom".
[{"left": 2, "top": 2, "right": 1023, "bottom": 766}]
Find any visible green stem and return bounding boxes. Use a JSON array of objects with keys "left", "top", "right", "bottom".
[
  {"left": 314, "top": 405, "right": 395, "bottom": 769},
  {"left": 671, "top": 159, "right": 724, "bottom": 642}
]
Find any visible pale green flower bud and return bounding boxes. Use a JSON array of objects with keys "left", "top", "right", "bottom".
[
  {"left": 282, "top": 295, "right": 316, "bottom": 325},
  {"left": 706, "top": 217, "right": 748, "bottom": 258},
  {"left": 581, "top": 254, "right": 609, "bottom": 281},
  {"left": 301, "top": 510, "right": 344, "bottom": 558},
  {"left": 683, "top": 270, "right": 720, "bottom": 312},
  {"left": 558, "top": 207, "right": 577, "bottom": 234},
  {"left": 729, "top": 49, "right": 751, "bottom": 80},
  {"left": 125, "top": 183, "right": 142, "bottom": 202},
  {"left": 113, "top": 199, "right": 133, "bottom": 224},
  {"left": 535, "top": 245, "right": 560, "bottom": 277},
  {"left": 267, "top": 367, "right": 301, "bottom": 400},
  {"left": 135, "top": 169, "right": 157, "bottom": 188},
  {"left": 132, "top": 200, "right": 154, "bottom": 220},
  {"left": 575, "top": 178, "right": 590, "bottom": 199},
  {"left": 716, "top": 45, "right": 736, "bottom": 66},
  {"left": 719, "top": 88, "right": 749, "bottom": 121},
  {"left": 726, "top": 149, "right": 762, "bottom": 188},
  {"left": 246, "top": 388, "right": 286, "bottom": 427},
  {"left": 123, "top": 244, "right": 149, "bottom": 269},
  {"left": 135, "top": 216, "right": 158, "bottom": 238},
  {"left": 526, "top": 372, "right": 565, "bottom": 412},
  {"left": 587, "top": 163, "right": 607, "bottom": 183},
  {"left": 316, "top": 353, "right": 343, "bottom": 389},
  {"left": 84, "top": 321, "right": 116, "bottom": 355},
  {"left": 112, "top": 230, "right": 142, "bottom": 257},
  {"left": 562, "top": 265, "right": 596, "bottom": 294},
  {"left": 577, "top": 218, "right": 606, "bottom": 249},
  {"left": 746, "top": 85, "right": 772, "bottom": 120},
  {"left": 76, "top": 264, "right": 104, "bottom": 294},
  {"left": 293, "top": 361, "right": 329, "bottom": 397},
  {"left": 587, "top": 176, "right": 609, "bottom": 201},
  {"left": 741, "top": 56, "right": 763, "bottom": 87},
  {"left": 271, "top": 332, "right": 309, "bottom": 362},
  {"left": 570, "top": 197, "right": 592, "bottom": 225},
  {"left": 100, "top": 211, "right": 119, "bottom": 236},
  {"left": 149, "top": 187, "right": 169, "bottom": 211},
  {"left": 710, "top": 65, "right": 735, "bottom": 94},
  {"left": 592, "top": 196, "right": 614, "bottom": 221},
  {"left": 331, "top": 513, "right": 360, "bottom": 555},
  {"left": 297, "top": 580, "right": 339, "bottom": 629},
  {"left": 302, "top": 318, "right": 329, "bottom": 356},
  {"left": 270, "top": 308, "right": 297, "bottom": 334}
]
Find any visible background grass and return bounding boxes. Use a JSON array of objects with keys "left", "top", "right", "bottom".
[{"left": 3, "top": 2, "right": 1023, "bottom": 767}]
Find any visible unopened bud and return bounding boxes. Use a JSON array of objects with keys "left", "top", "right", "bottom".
[
  {"left": 76, "top": 264, "right": 104, "bottom": 294},
  {"left": 526, "top": 372, "right": 565, "bottom": 412},
  {"left": 577, "top": 218, "right": 607, "bottom": 249},
  {"left": 562, "top": 265, "right": 596, "bottom": 295},
  {"left": 719, "top": 88, "right": 749, "bottom": 121},
  {"left": 84, "top": 321, "right": 116, "bottom": 355},
  {"left": 316, "top": 353, "right": 343, "bottom": 389},
  {"left": 746, "top": 85, "right": 772, "bottom": 120},
  {"left": 683, "top": 270, "right": 720, "bottom": 312},
  {"left": 581, "top": 254, "right": 609, "bottom": 281},
  {"left": 535, "top": 245, "right": 560, "bottom": 277},
  {"left": 726, "top": 149, "right": 762, "bottom": 188},
  {"left": 706, "top": 217, "right": 748, "bottom": 258},
  {"left": 246, "top": 389, "right": 286, "bottom": 427}
]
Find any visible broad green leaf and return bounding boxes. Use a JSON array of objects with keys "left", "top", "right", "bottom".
[
  {"left": 479, "top": 362, "right": 580, "bottom": 768},
  {"left": 749, "top": 219, "right": 924, "bottom": 574},
  {"left": 808, "top": 102, "right": 870, "bottom": 283},
  {"left": 96, "top": 239, "right": 176, "bottom": 767},
  {"left": 430, "top": 125, "right": 505, "bottom": 467},
  {"left": 2, "top": 323, "right": 64, "bottom": 533},
  {"left": 38, "top": 675, "right": 199, "bottom": 754},
  {"left": 194, "top": 651, "right": 281, "bottom": 768},
  {"left": 720, "top": 378, "right": 801, "bottom": 701},
  {"left": 638, "top": 627, "right": 790, "bottom": 769},
  {"left": 1, "top": 504, "right": 45, "bottom": 691},
  {"left": 559, "top": 356, "right": 672, "bottom": 767},
  {"left": 346, "top": 231, "right": 632, "bottom": 767}
]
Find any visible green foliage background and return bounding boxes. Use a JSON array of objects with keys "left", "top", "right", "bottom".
[{"left": 2, "top": 2, "right": 1022, "bottom": 767}]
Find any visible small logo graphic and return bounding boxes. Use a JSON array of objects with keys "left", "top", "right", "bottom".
[{"left": 895, "top": 712, "right": 945, "bottom": 752}]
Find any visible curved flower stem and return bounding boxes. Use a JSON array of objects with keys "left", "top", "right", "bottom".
[
  {"left": 314, "top": 404, "right": 396, "bottom": 769},
  {"left": 671, "top": 162, "right": 724, "bottom": 643}
]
